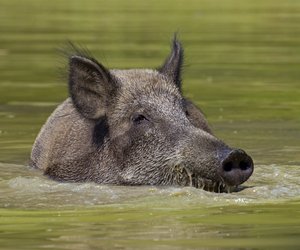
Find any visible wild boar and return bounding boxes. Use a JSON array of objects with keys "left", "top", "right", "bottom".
[{"left": 30, "top": 37, "right": 253, "bottom": 192}]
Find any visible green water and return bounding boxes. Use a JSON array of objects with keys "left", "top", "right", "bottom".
[{"left": 0, "top": 0, "right": 299, "bottom": 249}]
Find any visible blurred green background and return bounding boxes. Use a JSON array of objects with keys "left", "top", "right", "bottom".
[
  {"left": 1, "top": 0, "right": 299, "bottom": 164},
  {"left": 1, "top": 0, "right": 300, "bottom": 164},
  {"left": 0, "top": 1, "right": 299, "bottom": 249}
]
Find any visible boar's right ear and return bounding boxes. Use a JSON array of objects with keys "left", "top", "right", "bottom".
[
  {"left": 69, "top": 56, "right": 118, "bottom": 120},
  {"left": 159, "top": 36, "right": 184, "bottom": 91}
]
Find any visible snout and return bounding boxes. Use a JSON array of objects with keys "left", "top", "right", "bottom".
[{"left": 219, "top": 149, "right": 254, "bottom": 186}]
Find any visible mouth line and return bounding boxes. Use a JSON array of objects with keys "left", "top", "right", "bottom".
[{"left": 173, "top": 165, "right": 237, "bottom": 193}]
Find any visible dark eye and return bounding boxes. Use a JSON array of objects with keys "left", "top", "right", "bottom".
[
  {"left": 185, "top": 110, "right": 190, "bottom": 117},
  {"left": 132, "top": 114, "right": 148, "bottom": 125}
]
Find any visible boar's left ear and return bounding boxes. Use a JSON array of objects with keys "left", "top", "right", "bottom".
[
  {"left": 69, "top": 55, "right": 119, "bottom": 120},
  {"left": 158, "top": 36, "right": 184, "bottom": 91}
]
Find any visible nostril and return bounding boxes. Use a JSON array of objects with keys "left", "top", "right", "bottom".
[
  {"left": 223, "top": 161, "right": 233, "bottom": 172},
  {"left": 240, "top": 160, "right": 250, "bottom": 171}
]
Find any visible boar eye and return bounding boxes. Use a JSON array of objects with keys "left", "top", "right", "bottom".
[
  {"left": 132, "top": 114, "right": 148, "bottom": 125},
  {"left": 185, "top": 110, "right": 190, "bottom": 117}
]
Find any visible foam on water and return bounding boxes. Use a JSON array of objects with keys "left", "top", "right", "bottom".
[{"left": 0, "top": 162, "right": 299, "bottom": 209}]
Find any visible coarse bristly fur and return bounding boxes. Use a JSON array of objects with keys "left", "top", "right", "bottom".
[{"left": 30, "top": 36, "right": 254, "bottom": 193}]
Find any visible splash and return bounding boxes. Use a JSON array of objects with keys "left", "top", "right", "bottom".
[{"left": 0, "top": 163, "right": 299, "bottom": 209}]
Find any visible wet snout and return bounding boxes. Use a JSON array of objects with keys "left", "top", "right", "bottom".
[{"left": 219, "top": 149, "right": 254, "bottom": 186}]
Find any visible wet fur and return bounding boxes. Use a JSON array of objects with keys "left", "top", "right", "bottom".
[{"left": 31, "top": 37, "right": 242, "bottom": 191}]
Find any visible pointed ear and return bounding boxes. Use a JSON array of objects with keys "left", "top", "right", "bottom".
[
  {"left": 69, "top": 55, "right": 118, "bottom": 120},
  {"left": 158, "top": 36, "right": 184, "bottom": 90}
]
